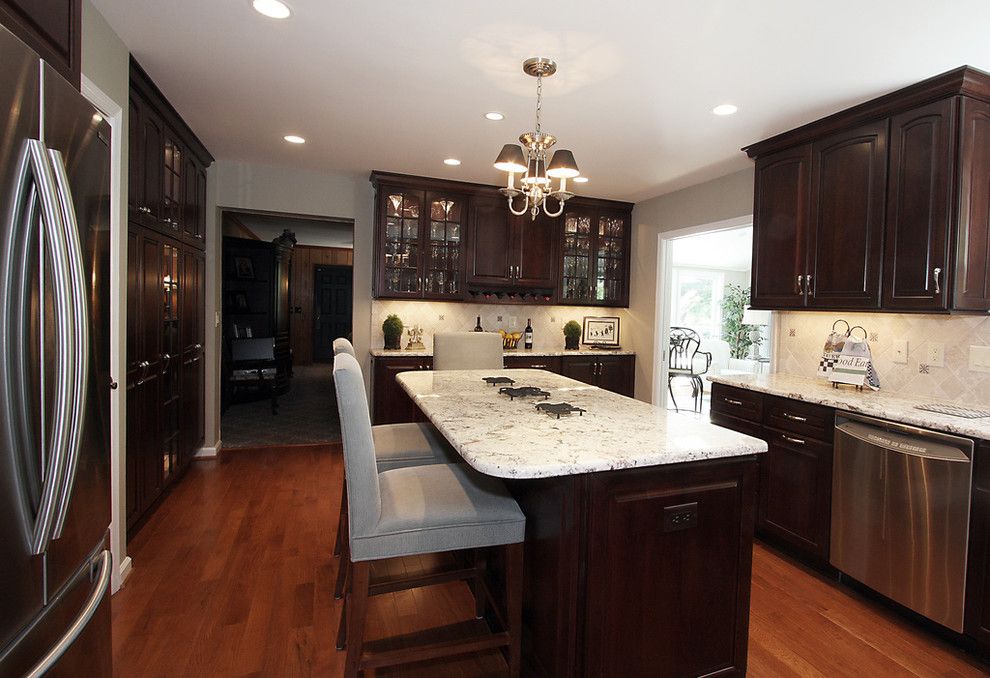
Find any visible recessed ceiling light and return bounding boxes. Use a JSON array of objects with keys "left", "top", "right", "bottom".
[
  {"left": 573, "top": 176, "right": 589, "bottom": 183},
  {"left": 484, "top": 112, "right": 504, "bottom": 121},
  {"left": 443, "top": 158, "right": 461, "bottom": 166},
  {"left": 252, "top": 0, "right": 291, "bottom": 19},
  {"left": 283, "top": 134, "right": 305, "bottom": 144},
  {"left": 712, "top": 104, "right": 738, "bottom": 116}
]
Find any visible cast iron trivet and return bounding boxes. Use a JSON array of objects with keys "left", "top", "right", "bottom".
[
  {"left": 536, "top": 402, "right": 586, "bottom": 419},
  {"left": 483, "top": 376, "right": 515, "bottom": 386},
  {"left": 499, "top": 386, "right": 551, "bottom": 400}
]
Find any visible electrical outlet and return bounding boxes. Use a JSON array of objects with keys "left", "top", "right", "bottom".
[
  {"left": 893, "top": 339, "right": 908, "bottom": 364},
  {"left": 926, "top": 342, "right": 945, "bottom": 368},
  {"left": 970, "top": 345, "right": 990, "bottom": 373}
]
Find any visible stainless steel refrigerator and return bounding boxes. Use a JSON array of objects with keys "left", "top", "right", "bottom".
[{"left": 0, "top": 23, "right": 113, "bottom": 678}]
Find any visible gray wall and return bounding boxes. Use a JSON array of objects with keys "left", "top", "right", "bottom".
[{"left": 628, "top": 168, "right": 754, "bottom": 401}]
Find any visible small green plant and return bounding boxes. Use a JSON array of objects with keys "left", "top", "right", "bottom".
[
  {"left": 720, "top": 284, "right": 760, "bottom": 359},
  {"left": 563, "top": 320, "right": 581, "bottom": 349},
  {"left": 382, "top": 314, "right": 403, "bottom": 348}
]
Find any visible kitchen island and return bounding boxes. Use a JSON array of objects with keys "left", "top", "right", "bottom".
[{"left": 397, "top": 369, "right": 767, "bottom": 677}]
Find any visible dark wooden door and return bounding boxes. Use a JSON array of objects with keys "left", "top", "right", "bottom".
[
  {"left": 181, "top": 154, "right": 198, "bottom": 241},
  {"left": 954, "top": 98, "right": 990, "bottom": 311},
  {"left": 179, "top": 248, "right": 205, "bottom": 467},
  {"left": 466, "top": 193, "right": 514, "bottom": 286},
  {"left": 372, "top": 358, "right": 431, "bottom": 425},
  {"left": 515, "top": 212, "right": 556, "bottom": 287},
  {"left": 0, "top": 0, "right": 79, "bottom": 87},
  {"left": 596, "top": 355, "right": 634, "bottom": 397},
  {"left": 313, "top": 265, "right": 352, "bottom": 363},
  {"left": 750, "top": 145, "right": 812, "bottom": 309},
  {"left": 127, "top": 93, "right": 144, "bottom": 220},
  {"left": 808, "top": 121, "right": 887, "bottom": 309},
  {"left": 965, "top": 443, "right": 990, "bottom": 653},
  {"left": 759, "top": 428, "right": 832, "bottom": 564},
  {"left": 559, "top": 355, "right": 598, "bottom": 386},
  {"left": 883, "top": 99, "right": 956, "bottom": 310},
  {"left": 141, "top": 107, "right": 165, "bottom": 223}
]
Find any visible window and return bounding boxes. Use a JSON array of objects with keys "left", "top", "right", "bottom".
[{"left": 671, "top": 268, "right": 725, "bottom": 340}]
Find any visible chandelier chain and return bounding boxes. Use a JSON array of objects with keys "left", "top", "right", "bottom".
[{"left": 535, "top": 74, "right": 542, "bottom": 135}]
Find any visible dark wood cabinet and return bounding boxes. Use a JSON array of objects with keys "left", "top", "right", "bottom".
[
  {"left": 0, "top": 0, "right": 79, "bottom": 87},
  {"left": 710, "top": 384, "right": 834, "bottom": 567},
  {"left": 807, "top": 120, "right": 887, "bottom": 309},
  {"left": 372, "top": 171, "right": 632, "bottom": 306},
  {"left": 371, "top": 356, "right": 432, "bottom": 425},
  {"left": 966, "top": 443, "right": 990, "bottom": 654},
  {"left": 883, "top": 99, "right": 956, "bottom": 310},
  {"left": 128, "top": 58, "right": 212, "bottom": 250},
  {"left": 126, "top": 226, "right": 206, "bottom": 533},
  {"left": 750, "top": 146, "right": 812, "bottom": 309},
  {"left": 503, "top": 354, "right": 561, "bottom": 372},
  {"left": 559, "top": 354, "right": 635, "bottom": 397},
  {"left": 747, "top": 67, "right": 990, "bottom": 314}
]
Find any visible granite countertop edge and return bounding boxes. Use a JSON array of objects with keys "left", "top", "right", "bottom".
[{"left": 371, "top": 348, "right": 636, "bottom": 358}]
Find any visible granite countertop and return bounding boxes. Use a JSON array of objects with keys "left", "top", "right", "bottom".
[
  {"left": 371, "top": 347, "right": 636, "bottom": 357},
  {"left": 397, "top": 369, "right": 766, "bottom": 479},
  {"left": 709, "top": 373, "right": 990, "bottom": 440}
]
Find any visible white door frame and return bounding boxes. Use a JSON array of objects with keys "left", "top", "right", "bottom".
[
  {"left": 81, "top": 76, "right": 133, "bottom": 592},
  {"left": 653, "top": 215, "right": 754, "bottom": 410}
]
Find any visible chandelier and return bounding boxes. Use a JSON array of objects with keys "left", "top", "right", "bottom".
[{"left": 493, "top": 57, "right": 580, "bottom": 220}]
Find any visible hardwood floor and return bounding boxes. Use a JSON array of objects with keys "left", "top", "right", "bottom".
[{"left": 112, "top": 445, "right": 990, "bottom": 677}]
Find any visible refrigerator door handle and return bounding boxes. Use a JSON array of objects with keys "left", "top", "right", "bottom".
[
  {"left": 24, "top": 549, "right": 111, "bottom": 678},
  {"left": 46, "top": 148, "right": 89, "bottom": 540}
]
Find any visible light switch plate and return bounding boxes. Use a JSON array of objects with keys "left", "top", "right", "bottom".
[
  {"left": 971, "top": 345, "right": 990, "bottom": 373},
  {"left": 893, "top": 340, "right": 908, "bottom": 364},
  {"left": 927, "top": 342, "right": 945, "bottom": 368}
]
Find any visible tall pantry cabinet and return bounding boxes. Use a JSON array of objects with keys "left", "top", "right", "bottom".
[{"left": 126, "top": 58, "right": 213, "bottom": 534}]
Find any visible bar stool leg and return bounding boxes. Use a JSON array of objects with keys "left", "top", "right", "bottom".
[
  {"left": 473, "top": 549, "right": 487, "bottom": 619},
  {"left": 333, "top": 482, "right": 347, "bottom": 557},
  {"left": 344, "top": 561, "right": 371, "bottom": 678},
  {"left": 334, "top": 509, "right": 350, "bottom": 600},
  {"left": 336, "top": 595, "right": 347, "bottom": 650},
  {"left": 505, "top": 542, "right": 524, "bottom": 678}
]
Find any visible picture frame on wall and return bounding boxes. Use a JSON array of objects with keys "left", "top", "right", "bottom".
[
  {"left": 234, "top": 256, "right": 255, "bottom": 279},
  {"left": 582, "top": 316, "right": 620, "bottom": 347}
]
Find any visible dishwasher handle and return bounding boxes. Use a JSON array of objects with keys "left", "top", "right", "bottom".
[{"left": 836, "top": 420, "right": 972, "bottom": 463}]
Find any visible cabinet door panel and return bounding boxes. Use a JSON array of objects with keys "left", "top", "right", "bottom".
[
  {"left": 376, "top": 188, "right": 424, "bottom": 297},
  {"left": 597, "top": 356, "right": 634, "bottom": 397},
  {"left": 141, "top": 108, "right": 164, "bottom": 222},
  {"left": 128, "top": 94, "right": 144, "bottom": 217},
  {"left": 559, "top": 355, "right": 597, "bottom": 386},
  {"left": 372, "top": 359, "right": 431, "bottom": 425},
  {"left": 954, "top": 99, "right": 990, "bottom": 311},
  {"left": 593, "top": 211, "right": 629, "bottom": 305},
  {"left": 759, "top": 428, "right": 831, "bottom": 563},
  {"left": 808, "top": 121, "right": 887, "bottom": 309},
  {"left": 559, "top": 207, "right": 595, "bottom": 302},
  {"left": 965, "top": 443, "right": 990, "bottom": 652},
  {"left": 883, "top": 99, "right": 955, "bottom": 310},
  {"left": 516, "top": 212, "right": 556, "bottom": 287},
  {"left": 466, "top": 194, "right": 513, "bottom": 286},
  {"left": 0, "top": 0, "right": 79, "bottom": 86},
  {"left": 751, "top": 145, "right": 811, "bottom": 309},
  {"left": 423, "top": 192, "right": 466, "bottom": 298}
]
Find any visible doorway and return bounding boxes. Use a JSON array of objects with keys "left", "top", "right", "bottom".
[
  {"left": 655, "top": 217, "right": 771, "bottom": 416},
  {"left": 313, "top": 265, "right": 353, "bottom": 362}
]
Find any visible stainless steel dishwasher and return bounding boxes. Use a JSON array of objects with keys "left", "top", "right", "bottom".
[{"left": 830, "top": 413, "right": 974, "bottom": 632}]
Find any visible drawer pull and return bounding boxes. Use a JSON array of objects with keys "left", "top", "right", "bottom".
[
  {"left": 782, "top": 434, "right": 806, "bottom": 445},
  {"left": 530, "top": 364, "right": 548, "bottom": 369},
  {"left": 723, "top": 398, "right": 744, "bottom": 406},
  {"left": 782, "top": 413, "right": 807, "bottom": 422}
]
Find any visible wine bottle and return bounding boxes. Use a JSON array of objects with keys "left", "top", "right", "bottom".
[
  {"left": 474, "top": 316, "right": 483, "bottom": 332},
  {"left": 524, "top": 318, "right": 533, "bottom": 349}
]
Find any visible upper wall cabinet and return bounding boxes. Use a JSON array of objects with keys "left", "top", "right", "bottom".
[
  {"left": 371, "top": 172, "right": 633, "bottom": 306},
  {"left": 0, "top": 0, "right": 79, "bottom": 88},
  {"left": 746, "top": 66, "right": 990, "bottom": 313},
  {"left": 129, "top": 58, "right": 213, "bottom": 249}
]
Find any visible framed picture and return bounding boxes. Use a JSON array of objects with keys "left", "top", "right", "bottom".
[
  {"left": 228, "top": 291, "right": 249, "bottom": 312},
  {"left": 234, "top": 256, "right": 255, "bottom": 279},
  {"left": 582, "top": 316, "right": 620, "bottom": 347}
]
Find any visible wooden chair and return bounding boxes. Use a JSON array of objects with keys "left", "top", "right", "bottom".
[
  {"left": 333, "top": 353, "right": 525, "bottom": 677},
  {"left": 668, "top": 327, "right": 712, "bottom": 412}
]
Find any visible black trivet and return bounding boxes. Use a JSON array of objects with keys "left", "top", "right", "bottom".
[
  {"left": 483, "top": 376, "right": 515, "bottom": 386},
  {"left": 535, "top": 402, "right": 586, "bottom": 418},
  {"left": 499, "top": 386, "right": 551, "bottom": 400}
]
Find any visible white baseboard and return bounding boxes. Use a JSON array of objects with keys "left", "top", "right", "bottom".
[
  {"left": 195, "top": 444, "right": 220, "bottom": 459},
  {"left": 112, "top": 555, "right": 133, "bottom": 594}
]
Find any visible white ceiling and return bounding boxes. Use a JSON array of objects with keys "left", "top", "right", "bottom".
[
  {"left": 91, "top": 0, "right": 990, "bottom": 202},
  {"left": 672, "top": 227, "right": 752, "bottom": 271}
]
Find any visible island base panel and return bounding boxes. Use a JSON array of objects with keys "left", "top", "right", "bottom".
[{"left": 507, "top": 456, "right": 758, "bottom": 677}]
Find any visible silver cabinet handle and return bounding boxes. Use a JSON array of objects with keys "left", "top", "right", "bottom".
[
  {"left": 724, "top": 398, "right": 744, "bottom": 406},
  {"left": 795, "top": 275, "right": 804, "bottom": 294},
  {"left": 805, "top": 274, "right": 813, "bottom": 295},
  {"left": 47, "top": 148, "right": 90, "bottom": 539},
  {"left": 782, "top": 434, "right": 806, "bottom": 445},
  {"left": 530, "top": 364, "right": 548, "bottom": 369},
  {"left": 933, "top": 267, "right": 942, "bottom": 295},
  {"left": 782, "top": 413, "right": 807, "bottom": 422},
  {"left": 25, "top": 549, "right": 111, "bottom": 678},
  {"left": 138, "top": 205, "right": 152, "bottom": 214}
]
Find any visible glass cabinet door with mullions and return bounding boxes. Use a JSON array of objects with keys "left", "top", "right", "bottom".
[
  {"left": 595, "top": 212, "right": 627, "bottom": 303},
  {"left": 381, "top": 189, "right": 423, "bottom": 297},
  {"left": 424, "top": 192, "right": 464, "bottom": 299},
  {"left": 561, "top": 209, "right": 593, "bottom": 301}
]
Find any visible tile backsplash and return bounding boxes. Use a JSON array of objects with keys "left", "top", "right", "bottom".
[
  {"left": 371, "top": 300, "right": 632, "bottom": 352},
  {"left": 775, "top": 311, "right": 990, "bottom": 404}
]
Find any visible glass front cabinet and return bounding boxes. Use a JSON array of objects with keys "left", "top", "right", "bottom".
[
  {"left": 376, "top": 184, "right": 466, "bottom": 300},
  {"left": 559, "top": 206, "right": 630, "bottom": 306}
]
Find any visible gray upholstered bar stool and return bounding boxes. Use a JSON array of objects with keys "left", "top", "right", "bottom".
[
  {"left": 333, "top": 353, "right": 525, "bottom": 677},
  {"left": 432, "top": 331, "right": 504, "bottom": 370},
  {"left": 330, "top": 338, "right": 460, "bottom": 594}
]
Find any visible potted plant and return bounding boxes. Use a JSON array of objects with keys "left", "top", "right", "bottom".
[
  {"left": 720, "top": 284, "right": 761, "bottom": 359},
  {"left": 382, "top": 314, "right": 403, "bottom": 350},
  {"left": 563, "top": 320, "right": 581, "bottom": 350}
]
